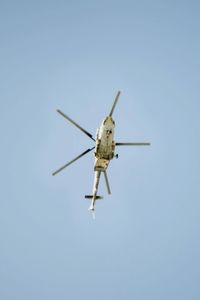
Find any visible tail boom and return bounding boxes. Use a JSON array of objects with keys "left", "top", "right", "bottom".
[{"left": 86, "top": 171, "right": 102, "bottom": 211}]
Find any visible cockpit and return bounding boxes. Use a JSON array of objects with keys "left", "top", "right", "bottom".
[{"left": 103, "top": 116, "right": 115, "bottom": 126}]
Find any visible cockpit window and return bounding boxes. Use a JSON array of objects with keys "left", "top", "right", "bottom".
[{"left": 103, "top": 118, "right": 108, "bottom": 125}]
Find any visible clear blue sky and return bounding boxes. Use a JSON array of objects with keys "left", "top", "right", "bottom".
[{"left": 1, "top": 1, "right": 200, "bottom": 299}]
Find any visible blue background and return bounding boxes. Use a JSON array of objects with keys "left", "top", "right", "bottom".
[{"left": 1, "top": 1, "right": 200, "bottom": 299}]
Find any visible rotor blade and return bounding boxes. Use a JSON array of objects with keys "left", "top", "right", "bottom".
[
  {"left": 116, "top": 142, "right": 151, "bottom": 146},
  {"left": 57, "top": 109, "right": 95, "bottom": 141},
  {"left": 103, "top": 171, "right": 111, "bottom": 194},
  {"left": 109, "top": 91, "right": 121, "bottom": 116},
  {"left": 52, "top": 147, "right": 95, "bottom": 176}
]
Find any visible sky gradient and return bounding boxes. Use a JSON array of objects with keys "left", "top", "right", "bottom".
[{"left": 1, "top": 1, "right": 200, "bottom": 299}]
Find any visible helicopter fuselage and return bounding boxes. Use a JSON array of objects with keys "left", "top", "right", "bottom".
[
  {"left": 89, "top": 116, "right": 116, "bottom": 211},
  {"left": 94, "top": 116, "right": 116, "bottom": 168}
]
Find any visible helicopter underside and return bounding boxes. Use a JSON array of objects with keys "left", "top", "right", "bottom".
[
  {"left": 94, "top": 139, "right": 115, "bottom": 171},
  {"left": 94, "top": 158, "right": 109, "bottom": 171}
]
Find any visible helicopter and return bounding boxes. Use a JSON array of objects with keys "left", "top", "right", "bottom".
[{"left": 52, "top": 91, "right": 150, "bottom": 214}]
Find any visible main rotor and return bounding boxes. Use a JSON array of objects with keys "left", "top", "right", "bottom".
[{"left": 52, "top": 91, "right": 150, "bottom": 176}]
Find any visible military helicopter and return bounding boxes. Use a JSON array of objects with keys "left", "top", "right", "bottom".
[{"left": 52, "top": 91, "right": 150, "bottom": 214}]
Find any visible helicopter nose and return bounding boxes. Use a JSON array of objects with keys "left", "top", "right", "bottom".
[{"left": 103, "top": 116, "right": 114, "bottom": 125}]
